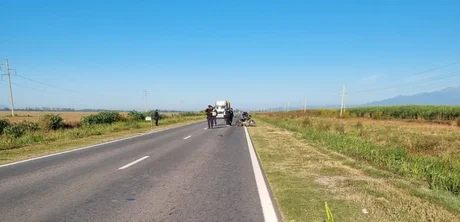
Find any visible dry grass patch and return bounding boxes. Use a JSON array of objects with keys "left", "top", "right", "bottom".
[{"left": 248, "top": 121, "right": 459, "bottom": 222}]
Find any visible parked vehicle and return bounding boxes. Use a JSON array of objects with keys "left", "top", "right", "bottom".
[{"left": 215, "top": 100, "right": 230, "bottom": 120}]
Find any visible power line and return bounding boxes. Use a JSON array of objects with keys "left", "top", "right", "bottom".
[
  {"left": 1, "top": 79, "right": 60, "bottom": 95},
  {"left": 406, "top": 61, "right": 460, "bottom": 76},
  {"left": 351, "top": 70, "right": 460, "bottom": 94},
  {"left": 14, "top": 74, "right": 81, "bottom": 95},
  {"left": 347, "top": 61, "right": 460, "bottom": 94}
]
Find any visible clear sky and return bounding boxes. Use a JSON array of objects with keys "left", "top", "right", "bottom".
[{"left": 1, "top": 0, "right": 460, "bottom": 111}]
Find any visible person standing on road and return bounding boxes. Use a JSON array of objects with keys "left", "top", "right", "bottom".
[
  {"left": 153, "top": 109, "right": 160, "bottom": 126},
  {"left": 205, "top": 105, "right": 215, "bottom": 129},
  {"left": 228, "top": 108, "right": 234, "bottom": 125},
  {"left": 212, "top": 106, "right": 218, "bottom": 126},
  {"left": 225, "top": 108, "right": 230, "bottom": 125}
]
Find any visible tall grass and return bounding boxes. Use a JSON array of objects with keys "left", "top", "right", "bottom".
[
  {"left": 257, "top": 115, "right": 460, "bottom": 196},
  {"left": 346, "top": 105, "right": 460, "bottom": 121},
  {"left": 264, "top": 105, "right": 460, "bottom": 122}
]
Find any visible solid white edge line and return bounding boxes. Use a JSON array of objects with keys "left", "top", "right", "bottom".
[
  {"left": 0, "top": 120, "right": 205, "bottom": 168},
  {"left": 244, "top": 127, "right": 278, "bottom": 222},
  {"left": 183, "top": 135, "right": 192, "bottom": 140},
  {"left": 118, "top": 156, "right": 149, "bottom": 170}
]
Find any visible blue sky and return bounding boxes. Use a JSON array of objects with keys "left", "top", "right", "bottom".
[{"left": 1, "top": 0, "right": 460, "bottom": 111}]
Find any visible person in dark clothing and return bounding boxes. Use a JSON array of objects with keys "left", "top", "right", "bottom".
[
  {"left": 205, "top": 105, "right": 215, "bottom": 129},
  {"left": 153, "top": 109, "right": 160, "bottom": 126},
  {"left": 228, "top": 108, "right": 234, "bottom": 125},
  {"left": 225, "top": 108, "right": 230, "bottom": 125},
  {"left": 225, "top": 108, "right": 234, "bottom": 125}
]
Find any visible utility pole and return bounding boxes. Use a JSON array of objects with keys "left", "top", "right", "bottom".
[
  {"left": 303, "top": 96, "right": 307, "bottom": 113},
  {"left": 287, "top": 102, "right": 290, "bottom": 112},
  {"left": 3, "top": 59, "right": 15, "bottom": 116},
  {"left": 340, "top": 86, "right": 347, "bottom": 118},
  {"left": 143, "top": 90, "right": 148, "bottom": 112}
]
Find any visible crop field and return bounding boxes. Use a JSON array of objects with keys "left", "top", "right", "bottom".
[
  {"left": 272, "top": 105, "right": 460, "bottom": 124},
  {"left": 346, "top": 105, "right": 460, "bottom": 121}
]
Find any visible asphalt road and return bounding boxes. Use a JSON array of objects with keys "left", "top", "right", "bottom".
[{"left": 0, "top": 119, "right": 273, "bottom": 222}]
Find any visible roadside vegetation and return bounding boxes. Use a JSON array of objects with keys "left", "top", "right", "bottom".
[
  {"left": 0, "top": 111, "right": 203, "bottom": 164},
  {"left": 250, "top": 106, "right": 460, "bottom": 220},
  {"left": 248, "top": 121, "right": 460, "bottom": 221},
  {"left": 286, "top": 105, "right": 460, "bottom": 125}
]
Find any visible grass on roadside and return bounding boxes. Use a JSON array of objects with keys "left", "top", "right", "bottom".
[
  {"left": 248, "top": 121, "right": 460, "bottom": 221},
  {"left": 256, "top": 115, "right": 460, "bottom": 198},
  {"left": 0, "top": 116, "right": 203, "bottom": 165}
]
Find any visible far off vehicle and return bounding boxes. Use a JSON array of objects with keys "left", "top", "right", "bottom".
[{"left": 215, "top": 100, "right": 231, "bottom": 120}]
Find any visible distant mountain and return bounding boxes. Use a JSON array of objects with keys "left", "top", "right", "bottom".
[{"left": 363, "top": 87, "right": 460, "bottom": 106}]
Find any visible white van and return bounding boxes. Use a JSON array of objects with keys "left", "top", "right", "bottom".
[{"left": 215, "top": 100, "right": 230, "bottom": 119}]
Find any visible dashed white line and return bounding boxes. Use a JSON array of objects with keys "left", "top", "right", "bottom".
[
  {"left": 204, "top": 128, "right": 208, "bottom": 130},
  {"left": 183, "top": 135, "right": 192, "bottom": 140},
  {"left": 244, "top": 127, "right": 279, "bottom": 222},
  {"left": 118, "top": 156, "right": 149, "bottom": 170}
]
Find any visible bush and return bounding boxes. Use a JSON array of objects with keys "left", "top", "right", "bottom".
[
  {"left": 18, "top": 121, "right": 40, "bottom": 132},
  {"left": 39, "top": 114, "right": 64, "bottom": 131},
  {"left": 63, "top": 120, "right": 81, "bottom": 129},
  {"left": 81, "top": 111, "right": 122, "bottom": 125},
  {"left": 0, "top": 119, "right": 10, "bottom": 135},
  {"left": 4, "top": 124, "right": 26, "bottom": 138},
  {"left": 127, "top": 110, "right": 146, "bottom": 121},
  {"left": 145, "top": 110, "right": 154, "bottom": 118}
]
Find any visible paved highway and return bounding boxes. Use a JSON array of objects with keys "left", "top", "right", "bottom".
[{"left": 0, "top": 119, "right": 279, "bottom": 222}]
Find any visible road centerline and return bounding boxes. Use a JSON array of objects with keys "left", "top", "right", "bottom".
[
  {"left": 118, "top": 156, "right": 149, "bottom": 170},
  {"left": 183, "top": 135, "right": 192, "bottom": 140}
]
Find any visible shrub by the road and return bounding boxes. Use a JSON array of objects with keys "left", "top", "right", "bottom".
[
  {"left": 39, "top": 114, "right": 64, "bottom": 131},
  {"left": 127, "top": 110, "right": 146, "bottom": 121},
  {"left": 4, "top": 124, "right": 27, "bottom": 139},
  {"left": 81, "top": 111, "right": 122, "bottom": 125},
  {"left": 0, "top": 119, "right": 10, "bottom": 135},
  {"left": 18, "top": 121, "right": 40, "bottom": 132}
]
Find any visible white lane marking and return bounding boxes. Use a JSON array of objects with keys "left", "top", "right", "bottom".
[
  {"left": 183, "top": 135, "right": 192, "bottom": 140},
  {"left": 118, "top": 156, "right": 149, "bottom": 170},
  {"left": 204, "top": 128, "right": 208, "bottom": 130},
  {"left": 244, "top": 127, "right": 279, "bottom": 222},
  {"left": 0, "top": 121, "right": 205, "bottom": 168}
]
